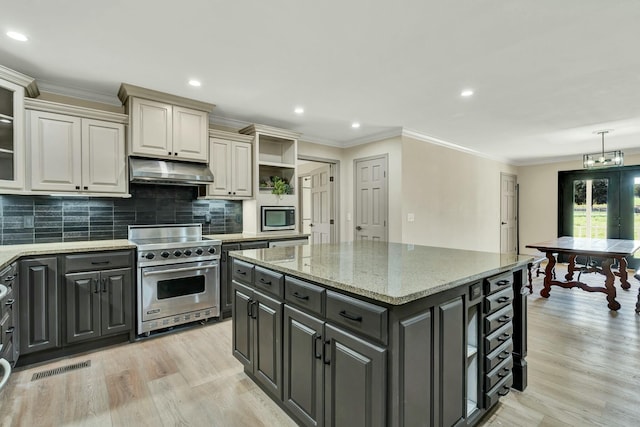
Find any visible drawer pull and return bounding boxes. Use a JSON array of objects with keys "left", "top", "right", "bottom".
[
  {"left": 498, "top": 367, "right": 510, "bottom": 378},
  {"left": 4, "top": 276, "right": 15, "bottom": 282},
  {"left": 339, "top": 310, "right": 363, "bottom": 322},
  {"left": 292, "top": 292, "right": 309, "bottom": 300},
  {"left": 4, "top": 299, "right": 14, "bottom": 307},
  {"left": 91, "top": 261, "right": 110, "bottom": 265},
  {"left": 259, "top": 277, "right": 272, "bottom": 285},
  {"left": 498, "top": 388, "right": 510, "bottom": 396},
  {"left": 497, "top": 333, "right": 511, "bottom": 342},
  {"left": 497, "top": 279, "right": 510, "bottom": 286},
  {"left": 497, "top": 296, "right": 510, "bottom": 303},
  {"left": 498, "top": 315, "right": 511, "bottom": 324},
  {"left": 5, "top": 327, "right": 15, "bottom": 335},
  {"left": 498, "top": 350, "right": 510, "bottom": 360},
  {"left": 236, "top": 270, "right": 247, "bottom": 275}
]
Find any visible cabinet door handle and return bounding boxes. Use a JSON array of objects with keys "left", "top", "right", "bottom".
[
  {"left": 5, "top": 327, "right": 14, "bottom": 335},
  {"left": 168, "top": 152, "right": 172, "bottom": 155},
  {"left": 102, "top": 278, "right": 107, "bottom": 293},
  {"left": 174, "top": 153, "right": 178, "bottom": 156},
  {"left": 323, "top": 339, "right": 331, "bottom": 365},
  {"left": 498, "top": 315, "right": 511, "bottom": 324},
  {"left": 497, "top": 296, "right": 510, "bottom": 303},
  {"left": 314, "top": 335, "right": 322, "bottom": 359},
  {"left": 292, "top": 292, "right": 309, "bottom": 300},
  {"left": 258, "top": 277, "right": 272, "bottom": 285},
  {"left": 83, "top": 186, "right": 88, "bottom": 190},
  {"left": 498, "top": 350, "right": 510, "bottom": 360},
  {"left": 247, "top": 299, "right": 253, "bottom": 318},
  {"left": 236, "top": 270, "right": 247, "bottom": 275},
  {"left": 4, "top": 299, "right": 14, "bottom": 307},
  {"left": 251, "top": 301, "right": 258, "bottom": 319},
  {"left": 93, "top": 278, "right": 100, "bottom": 293},
  {"left": 339, "top": 310, "right": 363, "bottom": 322}
]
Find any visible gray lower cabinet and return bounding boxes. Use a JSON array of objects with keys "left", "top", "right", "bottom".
[
  {"left": 19, "top": 257, "right": 60, "bottom": 355},
  {"left": 65, "top": 267, "right": 132, "bottom": 344},
  {"left": 283, "top": 305, "right": 386, "bottom": 427},
  {"left": 232, "top": 280, "right": 283, "bottom": 398},
  {"left": 222, "top": 241, "right": 268, "bottom": 317}
]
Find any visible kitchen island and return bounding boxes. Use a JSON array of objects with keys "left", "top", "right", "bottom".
[{"left": 230, "top": 241, "right": 532, "bottom": 427}]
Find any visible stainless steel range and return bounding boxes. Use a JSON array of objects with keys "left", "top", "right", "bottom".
[{"left": 128, "top": 224, "right": 221, "bottom": 335}]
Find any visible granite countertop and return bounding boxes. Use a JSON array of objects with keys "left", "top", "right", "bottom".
[
  {"left": 231, "top": 241, "right": 533, "bottom": 305},
  {"left": 205, "top": 232, "right": 309, "bottom": 243},
  {"left": 0, "top": 240, "right": 136, "bottom": 270}
]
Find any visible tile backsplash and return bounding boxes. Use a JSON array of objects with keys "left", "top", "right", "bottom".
[{"left": 0, "top": 184, "right": 243, "bottom": 245}]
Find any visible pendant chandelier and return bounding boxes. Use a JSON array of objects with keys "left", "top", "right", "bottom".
[{"left": 583, "top": 130, "right": 623, "bottom": 168}]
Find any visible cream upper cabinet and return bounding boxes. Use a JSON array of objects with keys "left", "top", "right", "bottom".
[
  {"left": 119, "top": 84, "right": 215, "bottom": 164},
  {"left": 0, "top": 65, "right": 38, "bottom": 191},
  {"left": 129, "top": 97, "right": 172, "bottom": 157},
  {"left": 26, "top": 100, "right": 127, "bottom": 196},
  {"left": 206, "top": 130, "right": 253, "bottom": 198}
]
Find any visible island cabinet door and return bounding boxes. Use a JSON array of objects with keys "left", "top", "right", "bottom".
[
  {"left": 100, "top": 268, "right": 133, "bottom": 337},
  {"left": 65, "top": 271, "right": 101, "bottom": 344},
  {"left": 324, "top": 323, "right": 386, "bottom": 427},
  {"left": 438, "top": 296, "right": 465, "bottom": 427},
  {"left": 283, "top": 305, "right": 324, "bottom": 427},
  {"left": 232, "top": 281, "right": 254, "bottom": 370},
  {"left": 253, "top": 290, "right": 284, "bottom": 400}
]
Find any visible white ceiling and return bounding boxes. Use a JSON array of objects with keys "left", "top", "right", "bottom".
[{"left": 2, "top": 0, "right": 640, "bottom": 165}]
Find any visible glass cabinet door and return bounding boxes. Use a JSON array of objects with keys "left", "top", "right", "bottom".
[{"left": 0, "top": 78, "right": 25, "bottom": 188}]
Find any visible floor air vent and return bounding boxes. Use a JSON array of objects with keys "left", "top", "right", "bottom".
[{"left": 31, "top": 360, "right": 91, "bottom": 381}]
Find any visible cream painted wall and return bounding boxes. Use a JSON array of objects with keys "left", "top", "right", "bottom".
[
  {"left": 517, "top": 153, "right": 640, "bottom": 255},
  {"left": 401, "top": 136, "right": 517, "bottom": 252}
]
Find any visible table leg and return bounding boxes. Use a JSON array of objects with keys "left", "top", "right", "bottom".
[
  {"left": 565, "top": 254, "right": 577, "bottom": 281},
  {"left": 618, "top": 257, "right": 631, "bottom": 290},
  {"left": 601, "top": 258, "right": 621, "bottom": 311},
  {"left": 540, "top": 252, "right": 555, "bottom": 298},
  {"left": 636, "top": 286, "right": 640, "bottom": 314}
]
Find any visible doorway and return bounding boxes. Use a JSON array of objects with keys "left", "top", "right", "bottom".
[
  {"left": 297, "top": 157, "right": 339, "bottom": 244},
  {"left": 558, "top": 166, "right": 640, "bottom": 268},
  {"left": 354, "top": 155, "right": 388, "bottom": 241},
  {"left": 500, "top": 173, "right": 518, "bottom": 254}
]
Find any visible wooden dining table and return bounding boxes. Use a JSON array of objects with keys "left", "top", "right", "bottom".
[{"left": 526, "top": 236, "right": 640, "bottom": 312}]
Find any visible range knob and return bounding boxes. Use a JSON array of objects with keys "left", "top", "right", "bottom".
[
  {"left": 195, "top": 248, "right": 204, "bottom": 255},
  {"left": 173, "top": 250, "right": 182, "bottom": 257},
  {"left": 208, "top": 247, "right": 217, "bottom": 254},
  {"left": 161, "top": 251, "right": 170, "bottom": 258},
  {"left": 184, "top": 249, "right": 192, "bottom": 256},
  {"left": 145, "top": 253, "right": 155, "bottom": 260}
]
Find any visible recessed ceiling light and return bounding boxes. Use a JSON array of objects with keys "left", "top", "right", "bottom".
[
  {"left": 460, "top": 89, "right": 474, "bottom": 97},
  {"left": 351, "top": 122, "right": 361, "bottom": 129},
  {"left": 188, "top": 79, "right": 201, "bottom": 87},
  {"left": 6, "top": 31, "right": 28, "bottom": 42},
  {"left": 294, "top": 107, "right": 304, "bottom": 115}
]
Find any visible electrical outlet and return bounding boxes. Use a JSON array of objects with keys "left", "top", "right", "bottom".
[
  {"left": 204, "top": 213, "right": 211, "bottom": 224},
  {"left": 407, "top": 213, "right": 415, "bottom": 222},
  {"left": 24, "top": 215, "right": 34, "bottom": 228}
]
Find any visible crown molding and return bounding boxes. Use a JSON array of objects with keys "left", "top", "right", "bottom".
[
  {"left": 208, "top": 114, "right": 251, "bottom": 130},
  {"left": 118, "top": 83, "right": 215, "bottom": 112},
  {"left": 37, "top": 80, "right": 120, "bottom": 106},
  {"left": 297, "top": 133, "right": 344, "bottom": 148},
  {"left": 401, "top": 128, "right": 511, "bottom": 164},
  {"left": 239, "top": 123, "right": 301, "bottom": 140},
  {"left": 339, "top": 128, "right": 404, "bottom": 148},
  {"left": 24, "top": 98, "right": 128, "bottom": 123},
  {"left": 0, "top": 65, "right": 39, "bottom": 97},
  {"left": 208, "top": 128, "right": 253, "bottom": 143}
]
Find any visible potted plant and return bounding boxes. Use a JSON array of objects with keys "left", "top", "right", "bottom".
[{"left": 271, "top": 176, "right": 291, "bottom": 197}]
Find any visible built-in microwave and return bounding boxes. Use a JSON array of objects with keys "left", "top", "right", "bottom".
[{"left": 261, "top": 206, "right": 296, "bottom": 231}]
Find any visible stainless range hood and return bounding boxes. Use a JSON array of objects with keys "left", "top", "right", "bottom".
[{"left": 129, "top": 157, "right": 214, "bottom": 186}]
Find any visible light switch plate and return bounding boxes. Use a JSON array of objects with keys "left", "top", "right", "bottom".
[{"left": 407, "top": 213, "right": 415, "bottom": 222}]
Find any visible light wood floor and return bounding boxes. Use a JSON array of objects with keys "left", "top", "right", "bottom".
[{"left": 1, "top": 266, "right": 639, "bottom": 427}]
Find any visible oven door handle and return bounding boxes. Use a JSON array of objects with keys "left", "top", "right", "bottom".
[{"left": 143, "top": 265, "right": 217, "bottom": 276}]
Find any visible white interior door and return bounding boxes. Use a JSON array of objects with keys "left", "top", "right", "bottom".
[
  {"left": 500, "top": 173, "right": 518, "bottom": 254},
  {"left": 310, "top": 164, "right": 332, "bottom": 244},
  {"left": 300, "top": 176, "right": 312, "bottom": 235},
  {"left": 354, "top": 156, "right": 387, "bottom": 241}
]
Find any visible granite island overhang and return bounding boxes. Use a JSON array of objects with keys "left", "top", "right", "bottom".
[{"left": 229, "top": 241, "right": 533, "bottom": 427}]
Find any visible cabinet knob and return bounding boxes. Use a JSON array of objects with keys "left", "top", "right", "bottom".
[
  {"left": 83, "top": 186, "right": 88, "bottom": 190},
  {"left": 168, "top": 151, "right": 172, "bottom": 155},
  {"left": 75, "top": 186, "right": 80, "bottom": 190},
  {"left": 174, "top": 152, "right": 178, "bottom": 156}
]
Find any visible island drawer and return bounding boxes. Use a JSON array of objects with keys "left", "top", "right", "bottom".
[
  {"left": 285, "top": 276, "right": 325, "bottom": 315},
  {"left": 64, "top": 251, "right": 131, "bottom": 273},
  {"left": 484, "top": 372, "right": 513, "bottom": 408},
  {"left": 484, "top": 286, "right": 514, "bottom": 314},
  {"left": 485, "top": 272, "right": 513, "bottom": 295},
  {"left": 232, "top": 259, "right": 254, "bottom": 285},
  {"left": 485, "top": 322, "right": 513, "bottom": 354},
  {"left": 326, "top": 290, "right": 388, "bottom": 343},
  {"left": 485, "top": 354, "right": 513, "bottom": 390},
  {"left": 484, "top": 304, "right": 513, "bottom": 333},
  {"left": 485, "top": 339, "right": 513, "bottom": 373},
  {"left": 254, "top": 266, "right": 284, "bottom": 298}
]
